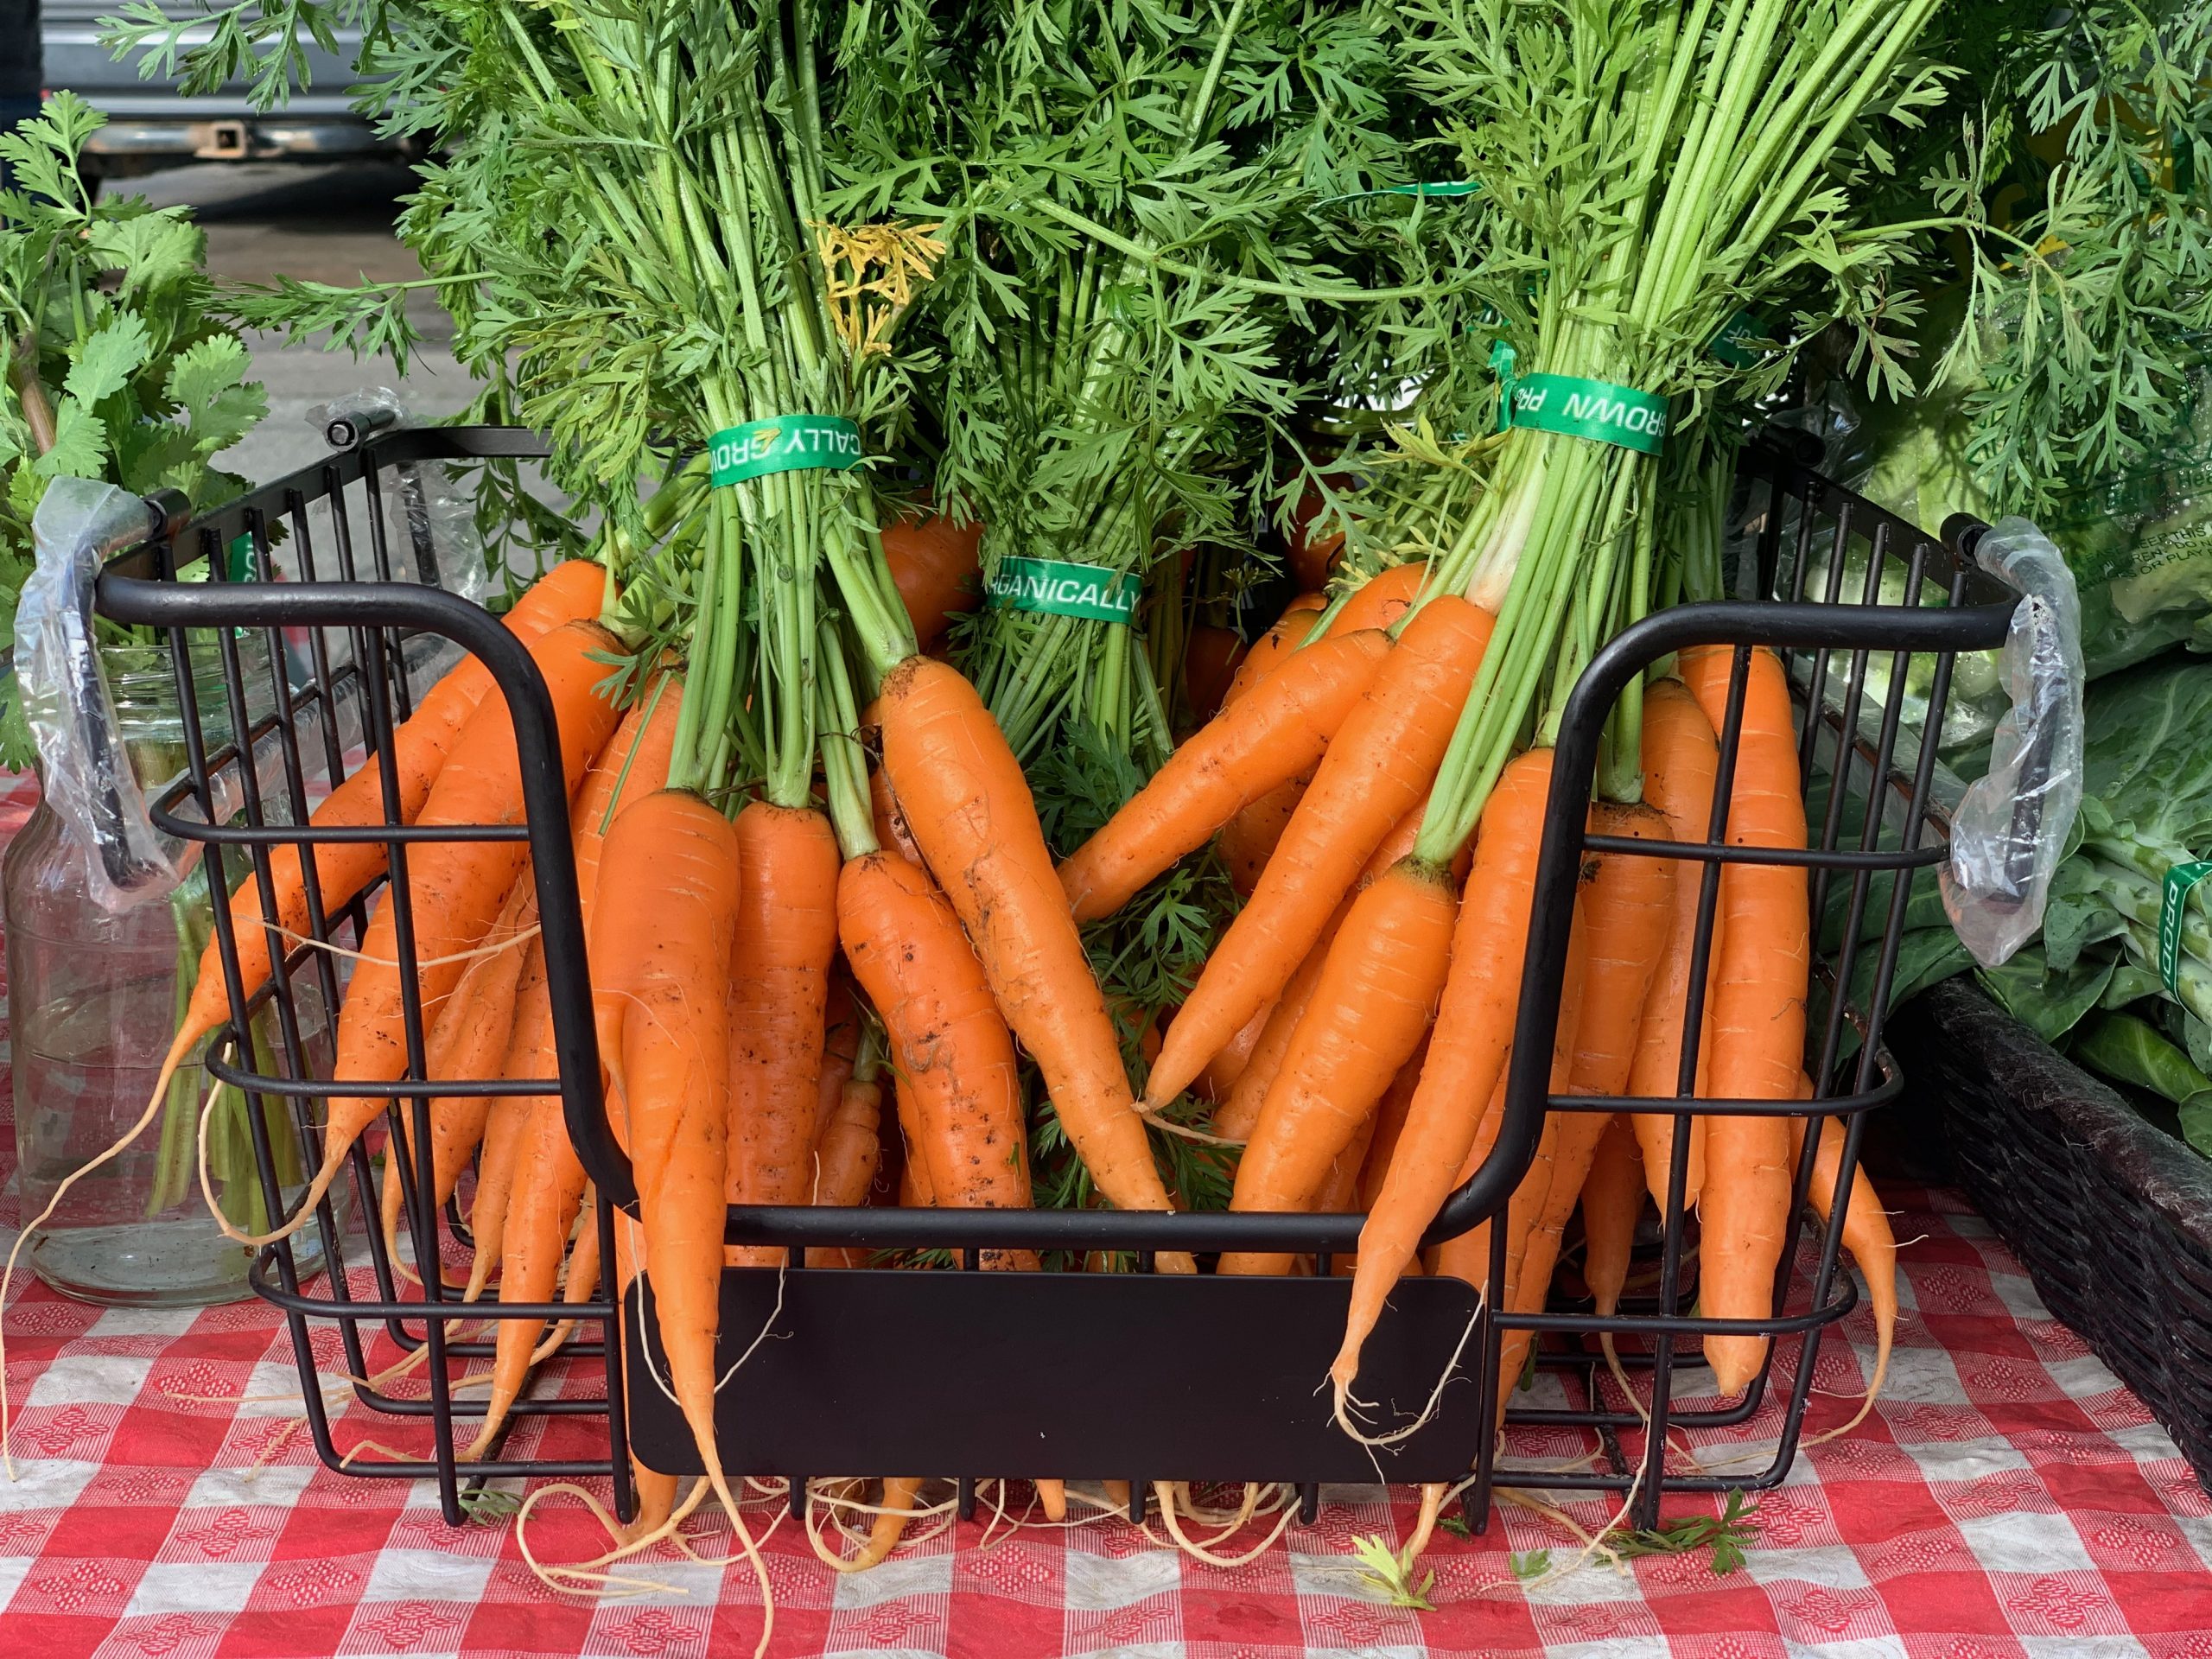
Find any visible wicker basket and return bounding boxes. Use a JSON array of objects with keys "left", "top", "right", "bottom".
[{"left": 1893, "top": 978, "right": 2212, "bottom": 1490}]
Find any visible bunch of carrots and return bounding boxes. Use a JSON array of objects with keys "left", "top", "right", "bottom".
[{"left": 3, "top": 0, "right": 1964, "bottom": 1625}]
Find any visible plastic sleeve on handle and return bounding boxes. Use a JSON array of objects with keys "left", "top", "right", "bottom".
[
  {"left": 1939, "top": 516, "right": 2085, "bottom": 968},
  {"left": 20, "top": 476, "right": 184, "bottom": 912}
]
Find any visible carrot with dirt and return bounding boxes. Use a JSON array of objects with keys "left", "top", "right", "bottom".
[
  {"left": 813, "top": 978, "right": 861, "bottom": 1150},
  {"left": 1322, "top": 563, "right": 1428, "bottom": 639},
  {"left": 875, "top": 657, "right": 1185, "bottom": 1252},
  {"left": 1217, "top": 857, "right": 1459, "bottom": 1275},
  {"left": 1626, "top": 679, "right": 1726, "bottom": 1206},
  {"left": 817, "top": 637, "right": 1038, "bottom": 1268},
  {"left": 1329, "top": 747, "right": 1554, "bottom": 1414},
  {"left": 210, "top": 617, "right": 622, "bottom": 1250},
  {"left": 1147, "top": 596, "right": 1495, "bottom": 1107},
  {"left": 1058, "top": 628, "right": 1392, "bottom": 923},
  {"left": 1678, "top": 646, "right": 1809, "bottom": 1396},
  {"left": 723, "top": 801, "right": 842, "bottom": 1266},
  {"left": 805, "top": 1042, "right": 886, "bottom": 1270}
]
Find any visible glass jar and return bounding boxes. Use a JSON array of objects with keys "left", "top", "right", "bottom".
[{"left": 4, "top": 639, "right": 343, "bottom": 1305}]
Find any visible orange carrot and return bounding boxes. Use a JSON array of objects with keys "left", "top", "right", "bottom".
[
  {"left": 1432, "top": 931, "right": 1587, "bottom": 1424},
  {"left": 880, "top": 509, "right": 982, "bottom": 650},
  {"left": 149, "top": 563, "right": 605, "bottom": 1190},
  {"left": 868, "top": 766, "right": 925, "bottom": 868},
  {"left": 1183, "top": 625, "right": 1247, "bottom": 725},
  {"left": 1325, "top": 563, "right": 1427, "bottom": 638},
  {"left": 220, "top": 618, "right": 620, "bottom": 1249},
  {"left": 590, "top": 789, "right": 746, "bottom": 1526},
  {"left": 380, "top": 870, "right": 538, "bottom": 1273},
  {"left": 1331, "top": 747, "right": 1551, "bottom": 1404},
  {"left": 461, "top": 680, "right": 684, "bottom": 1299},
  {"left": 1198, "top": 1000, "right": 1273, "bottom": 1104},
  {"left": 1581, "top": 1115, "right": 1643, "bottom": 1317},
  {"left": 1058, "top": 629, "right": 1392, "bottom": 922},
  {"left": 1213, "top": 907, "right": 1344, "bottom": 1146},
  {"left": 1678, "top": 648, "right": 1809, "bottom": 1395},
  {"left": 463, "top": 683, "right": 685, "bottom": 1432},
  {"left": 1212, "top": 791, "right": 1440, "bottom": 1145},
  {"left": 1147, "top": 597, "right": 1494, "bottom": 1107},
  {"left": 1219, "top": 858, "right": 1458, "bottom": 1274},
  {"left": 1790, "top": 1080, "right": 1896, "bottom": 1424},
  {"left": 812, "top": 976, "right": 861, "bottom": 1152},
  {"left": 1627, "top": 680, "right": 1724, "bottom": 1206},
  {"left": 893, "top": 1077, "right": 934, "bottom": 1208},
  {"left": 1501, "top": 810, "right": 1673, "bottom": 1389},
  {"left": 724, "top": 803, "right": 842, "bottom": 1267},
  {"left": 1358, "top": 1034, "right": 1429, "bottom": 1212},
  {"left": 877, "top": 659, "right": 1183, "bottom": 1248},
  {"left": 806, "top": 1074, "right": 885, "bottom": 1269},
  {"left": 1218, "top": 778, "right": 1305, "bottom": 897},
  {"left": 1222, "top": 595, "right": 1327, "bottom": 706},
  {"left": 1211, "top": 596, "right": 1327, "bottom": 898},
  {"left": 839, "top": 850, "right": 1034, "bottom": 1257},
  {"left": 845, "top": 1478, "right": 924, "bottom": 1570}
]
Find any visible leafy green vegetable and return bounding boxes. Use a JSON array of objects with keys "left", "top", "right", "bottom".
[
  {"left": 2, "top": 92, "right": 270, "bottom": 769},
  {"left": 2071, "top": 1010, "right": 2212, "bottom": 1157},
  {"left": 1605, "top": 1489, "right": 1760, "bottom": 1577},
  {"left": 1350, "top": 1532, "right": 1437, "bottom": 1609}
]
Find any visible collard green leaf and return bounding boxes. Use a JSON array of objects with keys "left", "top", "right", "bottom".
[
  {"left": 1978, "top": 945, "right": 2116, "bottom": 1042},
  {"left": 2071, "top": 1010, "right": 2212, "bottom": 1108}
]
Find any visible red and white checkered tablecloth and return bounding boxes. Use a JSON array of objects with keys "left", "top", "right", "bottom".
[{"left": 4, "top": 766, "right": 2212, "bottom": 1659}]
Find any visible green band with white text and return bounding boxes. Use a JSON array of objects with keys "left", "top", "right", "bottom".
[
  {"left": 2160, "top": 860, "right": 2212, "bottom": 995},
  {"left": 985, "top": 557, "right": 1140, "bottom": 624},
  {"left": 709, "top": 415, "right": 863, "bottom": 486},
  {"left": 1504, "top": 372, "right": 1669, "bottom": 454}
]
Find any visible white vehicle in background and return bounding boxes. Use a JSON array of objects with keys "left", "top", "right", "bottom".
[{"left": 41, "top": 0, "right": 402, "bottom": 178}]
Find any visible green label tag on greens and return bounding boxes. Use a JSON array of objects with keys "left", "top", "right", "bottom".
[
  {"left": 984, "top": 557, "right": 1140, "bottom": 624},
  {"left": 709, "top": 415, "right": 863, "bottom": 487},
  {"left": 1708, "top": 309, "right": 1769, "bottom": 370},
  {"left": 2160, "top": 861, "right": 2212, "bottom": 995},
  {"left": 1504, "top": 372, "right": 1669, "bottom": 454}
]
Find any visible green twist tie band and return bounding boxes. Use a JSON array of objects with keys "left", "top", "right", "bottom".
[
  {"left": 1504, "top": 372, "right": 1668, "bottom": 454},
  {"left": 984, "top": 557, "right": 1140, "bottom": 625},
  {"left": 709, "top": 415, "right": 863, "bottom": 487},
  {"left": 1708, "top": 310, "right": 1770, "bottom": 370},
  {"left": 2160, "top": 860, "right": 2212, "bottom": 995}
]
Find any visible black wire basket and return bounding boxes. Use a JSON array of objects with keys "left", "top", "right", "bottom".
[{"left": 94, "top": 424, "right": 2017, "bottom": 1532}]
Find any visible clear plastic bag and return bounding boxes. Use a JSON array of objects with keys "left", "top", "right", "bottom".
[
  {"left": 19, "top": 477, "right": 185, "bottom": 911},
  {"left": 1939, "top": 517, "right": 2086, "bottom": 968},
  {"left": 311, "top": 388, "right": 492, "bottom": 606}
]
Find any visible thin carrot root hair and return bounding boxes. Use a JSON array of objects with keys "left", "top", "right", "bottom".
[
  {"left": 1148, "top": 1480, "right": 1298, "bottom": 1567},
  {"left": 1328, "top": 1291, "right": 1484, "bottom": 1450},
  {"left": 804, "top": 1476, "right": 951, "bottom": 1572}
]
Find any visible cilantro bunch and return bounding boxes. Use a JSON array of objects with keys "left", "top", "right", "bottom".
[{"left": 1, "top": 92, "right": 269, "bottom": 768}]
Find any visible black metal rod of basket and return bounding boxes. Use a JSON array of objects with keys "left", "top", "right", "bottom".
[
  {"left": 94, "top": 435, "right": 637, "bottom": 1524},
  {"left": 1447, "top": 438, "right": 2014, "bottom": 1529},
  {"left": 92, "top": 426, "right": 2018, "bottom": 1534}
]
